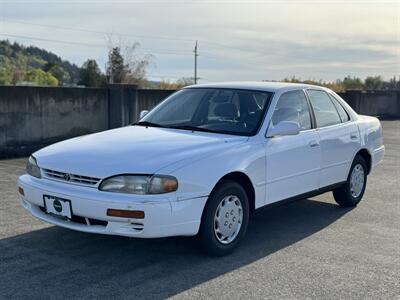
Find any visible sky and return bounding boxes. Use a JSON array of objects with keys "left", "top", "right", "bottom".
[{"left": 0, "top": 0, "right": 399, "bottom": 83}]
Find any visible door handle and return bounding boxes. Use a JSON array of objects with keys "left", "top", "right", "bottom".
[
  {"left": 350, "top": 134, "right": 358, "bottom": 140},
  {"left": 309, "top": 140, "right": 319, "bottom": 147}
]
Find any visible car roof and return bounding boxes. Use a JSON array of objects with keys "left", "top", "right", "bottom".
[{"left": 185, "top": 81, "right": 327, "bottom": 93}]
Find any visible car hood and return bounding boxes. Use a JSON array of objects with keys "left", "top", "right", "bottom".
[{"left": 34, "top": 126, "right": 248, "bottom": 178}]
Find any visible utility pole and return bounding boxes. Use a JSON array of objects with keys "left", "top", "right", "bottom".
[{"left": 194, "top": 40, "right": 199, "bottom": 84}]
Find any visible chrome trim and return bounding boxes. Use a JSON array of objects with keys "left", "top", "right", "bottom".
[{"left": 42, "top": 168, "right": 101, "bottom": 187}]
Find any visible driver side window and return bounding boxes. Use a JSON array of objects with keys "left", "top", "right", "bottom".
[{"left": 272, "top": 90, "right": 312, "bottom": 130}]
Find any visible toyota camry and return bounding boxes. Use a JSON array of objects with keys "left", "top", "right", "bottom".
[{"left": 18, "top": 82, "right": 385, "bottom": 255}]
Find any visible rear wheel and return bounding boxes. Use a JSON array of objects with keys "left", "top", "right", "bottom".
[
  {"left": 333, "top": 155, "right": 367, "bottom": 207},
  {"left": 198, "top": 180, "right": 249, "bottom": 256}
]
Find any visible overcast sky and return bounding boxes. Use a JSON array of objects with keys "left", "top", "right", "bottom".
[{"left": 0, "top": 0, "right": 399, "bottom": 83}]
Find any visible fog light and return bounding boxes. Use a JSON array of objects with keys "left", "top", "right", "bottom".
[
  {"left": 107, "top": 209, "right": 145, "bottom": 219},
  {"left": 18, "top": 187, "right": 25, "bottom": 196}
]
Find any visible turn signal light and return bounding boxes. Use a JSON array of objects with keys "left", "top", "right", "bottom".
[
  {"left": 18, "top": 187, "right": 25, "bottom": 196},
  {"left": 107, "top": 209, "right": 145, "bottom": 219}
]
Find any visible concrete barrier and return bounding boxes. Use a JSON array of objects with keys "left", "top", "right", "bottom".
[
  {"left": 338, "top": 90, "right": 400, "bottom": 119},
  {"left": 0, "top": 85, "right": 175, "bottom": 158},
  {"left": 0, "top": 85, "right": 398, "bottom": 158},
  {"left": 0, "top": 86, "right": 108, "bottom": 158}
]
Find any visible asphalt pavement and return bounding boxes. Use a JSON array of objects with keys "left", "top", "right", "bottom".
[{"left": 0, "top": 120, "right": 399, "bottom": 299}]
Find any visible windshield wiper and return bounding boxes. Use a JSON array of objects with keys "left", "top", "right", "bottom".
[
  {"left": 132, "top": 121, "right": 167, "bottom": 128},
  {"left": 169, "top": 125, "right": 221, "bottom": 134},
  {"left": 133, "top": 122, "right": 224, "bottom": 134}
]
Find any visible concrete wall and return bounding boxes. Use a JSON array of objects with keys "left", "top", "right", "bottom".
[
  {"left": 108, "top": 86, "right": 175, "bottom": 127},
  {"left": 338, "top": 90, "right": 400, "bottom": 119},
  {"left": 0, "top": 85, "right": 175, "bottom": 158},
  {"left": 134, "top": 89, "right": 176, "bottom": 122},
  {"left": 0, "top": 86, "right": 108, "bottom": 158},
  {"left": 0, "top": 85, "right": 398, "bottom": 158}
]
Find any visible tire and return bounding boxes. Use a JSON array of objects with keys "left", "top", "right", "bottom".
[
  {"left": 333, "top": 155, "right": 368, "bottom": 207},
  {"left": 198, "top": 180, "right": 249, "bottom": 256}
]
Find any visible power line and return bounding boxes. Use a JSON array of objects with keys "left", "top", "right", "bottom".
[
  {"left": 2, "top": 17, "right": 287, "bottom": 64},
  {"left": 0, "top": 20, "right": 230, "bottom": 82},
  {"left": 2, "top": 18, "right": 270, "bottom": 57},
  {"left": 2, "top": 19, "right": 195, "bottom": 43},
  {"left": 0, "top": 33, "right": 103, "bottom": 48},
  {"left": 0, "top": 33, "right": 195, "bottom": 56}
]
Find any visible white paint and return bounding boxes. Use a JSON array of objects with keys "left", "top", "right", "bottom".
[{"left": 18, "top": 82, "right": 385, "bottom": 238}]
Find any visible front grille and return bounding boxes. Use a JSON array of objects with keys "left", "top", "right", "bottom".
[
  {"left": 39, "top": 206, "right": 108, "bottom": 227},
  {"left": 71, "top": 215, "right": 108, "bottom": 226},
  {"left": 42, "top": 168, "right": 101, "bottom": 187}
]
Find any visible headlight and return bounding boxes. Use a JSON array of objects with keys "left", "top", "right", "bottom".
[
  {"left": 26, "top": 156, "right": 41, "bottom": 179},
  {"left": 99, "top": 175, "right": 178, "bottom": 194}
]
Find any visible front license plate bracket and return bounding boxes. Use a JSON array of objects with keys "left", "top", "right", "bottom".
[{"left": 43, "top": 195, "right": 72, "bottom": 219}]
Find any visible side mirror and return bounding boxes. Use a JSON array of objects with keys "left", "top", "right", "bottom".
[
  {"left": 266, "top": 121, "right": 301, "bottom": 137},
  {"left": 139, "top": 110, "right": 149, "bottom": 120}
]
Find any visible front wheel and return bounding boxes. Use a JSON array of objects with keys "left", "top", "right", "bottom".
[
  {"left": 333, "top": 155, "right": 368, "bottom": 207},
  {"left": 198, "top": 180, "right": 249, "bottom": 256}
]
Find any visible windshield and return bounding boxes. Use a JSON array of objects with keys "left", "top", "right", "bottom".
[{"left": 140, "top": 88, "right": 273, "bottom": 136}]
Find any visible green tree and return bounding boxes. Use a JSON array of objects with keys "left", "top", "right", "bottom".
[
  {"left": 342, "top": 76, "right": 363, "bottom": 90},
  {"left": 106, "top": 47, "right": 126, "bottom": 83},
  {"left": 0, "top": 40, "right": 80, "bottom": 84},
  {"left": 43, "top": 62, "right": 70, "bottom": 84},
  {"left": 0, "top": 57, "right": 13, "bottom": 84},
  {"left": 23, "top": 69, "right": 58, "bottom": 86},
  {"left": 364, "top": 76, "right": 384, "bottom": 90},
  {"left": 78, "top": 59, "right": 105, "bottom": 87}
]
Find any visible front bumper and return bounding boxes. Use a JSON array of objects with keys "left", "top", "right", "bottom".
[{"left": 18, "top": 174, "right": 207, "bottom": 238}]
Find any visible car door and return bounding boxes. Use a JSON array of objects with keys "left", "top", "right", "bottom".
[
  {"left": 306, "top": 89, "right": 360, "bottom": 188},
  {"left": 265, "top": 89, "right": 321, "bottom": 204}
]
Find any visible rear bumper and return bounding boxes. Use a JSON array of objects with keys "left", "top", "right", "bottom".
[
  {"left": 18, "top": 174, "right": 207, "bottom": 238},
  {"left": 372, "top": 145, "right": 385, "bottom": 169}
]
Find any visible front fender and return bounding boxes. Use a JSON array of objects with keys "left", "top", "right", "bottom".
[{"left": 165, "top": 141, "right": 266, "bottom": 209}]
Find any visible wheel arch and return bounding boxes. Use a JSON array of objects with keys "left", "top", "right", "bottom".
[
  {"left": 208, "top": 171, "right": 256, "bottom": 214},
  {"left": 354, "top": 148, "right": 372, "bottom": 174}
]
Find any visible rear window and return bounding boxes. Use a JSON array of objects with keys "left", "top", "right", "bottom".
[
  {"left": 329, "top": 94, "right": 350, "bottom": 122},
  {"left": 307, "top": 90, "right": 342, "bottom": 128}
]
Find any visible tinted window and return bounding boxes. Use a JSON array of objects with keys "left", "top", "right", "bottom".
[
  {"left": 143, "top": 88, "right": 272, "bottom": 136},
  {"left": 307, "top": 90, "right": 341, "bottom": 127},
  {"left": 272, "top": 90, "right": 311, "bottom": 130},
  {"left": 329, "top": 94, "right": 350, "bottom": 122}
]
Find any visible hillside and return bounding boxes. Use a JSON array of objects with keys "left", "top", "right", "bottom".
[{"left": 0, "top": 40, "right": 80, "bottom": 86}]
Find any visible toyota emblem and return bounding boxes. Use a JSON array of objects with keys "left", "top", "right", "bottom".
[{"left": 64, "top": 173, "right": 71, "bottom": 181}]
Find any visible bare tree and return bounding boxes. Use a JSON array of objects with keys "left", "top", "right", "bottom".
[
  {"left": 106, "top": 36, "right": 153, "bottom": 87},
  {"left": 123, "top": 42, "right": 153, "bottom": 86}
]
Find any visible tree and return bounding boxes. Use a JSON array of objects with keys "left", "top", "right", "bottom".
[
  {"left": 79, "top": 59, "right": 106, "bottom": 87},
  {"left": 23, "top": 69, "right": 58, "bottom": 86},
  {"left": 123, "top": 42, "right": 152, "bottom": 86},
  {"left": 106, "top": 40, "right": 152, "bottom": 86},
  {"left": 0, "top": 56, "right": 13, "bottom": 84},
  {"left": 342, "top": 76, "right": 363, "bottom": 90},
  {"left": 0, "top": 40, "right": 80, "bottom": 84},
  {"left": 43, "top": 62, "right": 70, "bottom": 85},
  {"left": 385, "top": 76, "right": 400, "bottom": 90},
  {"left": 106, "top": 47, "right": 126, "bottom": 84},
  {"left": 364, "top": 76, "right": 384, "bottom": 90},
  {"left": 158, "top": 77, "right": 194, "bottom": 89},
  {"left": 176, "top": 77, "right": 194, "bottom": 87}
]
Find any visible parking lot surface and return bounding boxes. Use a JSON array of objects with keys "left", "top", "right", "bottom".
[{"left": 0, "top": 121, "right": 399, "bottom": 299}]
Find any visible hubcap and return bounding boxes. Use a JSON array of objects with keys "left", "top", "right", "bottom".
[
  {"left": 350, "top": 163, "right": 365, "bottom": 198},
  {"left": 214, "top": 195, "right": 243, "bottom": 244}
]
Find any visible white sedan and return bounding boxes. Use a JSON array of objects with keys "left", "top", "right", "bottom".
[{"left": 18, "top": 82, "right": 385, "bottom": 255}]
